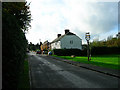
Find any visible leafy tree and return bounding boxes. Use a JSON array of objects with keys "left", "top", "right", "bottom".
[
  {"left": 91, "top": 36, "right": 120, "bottom": 48},
  {"left": 106, "top": 38, "right": 118, "bottom": 47},
  {"left": 107, "top": 35, "right": 113, "bottom": 41},
  {"left": 89, "top": 35, "right": 120, "bottom": 55},
  {"left": 36, "top": 43, "right": 40, "bottom": 50},
  {"left": 3, "top": 2, "right": 31, "bottom": 32},
  {"left": 117, "top": 38, "right": 120, "bottom": 47},
  {"left": 28, "top": 42, "right": 33, "bottom": 50},
  {"left": 28, "top": 42, "right": 41, "bottom": 51},
  {"left": 2, "top": 2, "right": 31, "bottom": 88}
]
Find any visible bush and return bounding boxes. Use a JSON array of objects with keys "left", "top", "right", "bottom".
[
  {"left": 91, "top": 47, "right": 120, "bottom": 55},
  {"left": 53, "top": 49, "right": 82, "bottom": 56},
  {"left": 53, "top": 46, "right": 120, "bottom": 56}
]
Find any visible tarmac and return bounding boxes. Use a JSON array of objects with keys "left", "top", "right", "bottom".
[{"left": 48, "top": 55, "right": 120, "bottom": 79}]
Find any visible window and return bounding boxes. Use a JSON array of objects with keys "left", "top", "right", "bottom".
[
  {"left": 55, "top": 42, "right": 57, "bottom": 45},
  {"left": 70, "top": 40, "right": 73, "bottom": 44}
]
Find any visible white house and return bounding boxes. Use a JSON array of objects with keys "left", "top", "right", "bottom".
[{"left": 50, "top": 29, "right": 82, "bottom": 50}]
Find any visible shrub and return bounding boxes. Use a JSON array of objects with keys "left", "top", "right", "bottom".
[
  {"left": 91, "top": 46, "right": 120, "bottom": 55},
  {"left": 53, "top": 49, "right": 82, "bottom": 56},
  {"left": 53, "top": 47, "right": 120, "bottom": 56}
]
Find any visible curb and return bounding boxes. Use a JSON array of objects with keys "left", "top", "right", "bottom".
[{"left": 49, "top": 56, "right": 120, "bottom": 79}]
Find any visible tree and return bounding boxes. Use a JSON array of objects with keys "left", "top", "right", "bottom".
[
  {"left": 2, "top": 2, "right": 31, "bottom": 32},
  {"left": 2, "top": 2, "right": 31, "bottom": 88},
  {"left": 90, "top": 35, "right": 120, "bottom": 55},
  {"left": 107, "top": 35, "right": 113, "bottom": 41},
  {"left": 91, "top": 35, "right": 120, "bottom": 48},
  {"left": 106, "top": 38, "right": 118, "bottom": 47}
]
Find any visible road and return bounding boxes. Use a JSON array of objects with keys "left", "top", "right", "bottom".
[{"left": 28, "top": 52, "right": 119, "bottom": 88}]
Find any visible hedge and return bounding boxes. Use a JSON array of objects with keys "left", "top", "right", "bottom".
[
  {"left": 2, "top": 2, "right": 30, "bottom": 88},
  {"left": 53, "top": 49, "right": 82, "bottom": 56},
  {"left": 53, "top": 47, "right": 120, "bottom": 56},
  {"left": 91, "top": 47, "right": 120, "bottom": 55}
]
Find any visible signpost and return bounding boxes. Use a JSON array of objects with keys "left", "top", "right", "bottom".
[{"left": 85, "top": 32, "right": 90, "bottom": 61}]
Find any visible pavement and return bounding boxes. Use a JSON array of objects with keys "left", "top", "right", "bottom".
[{"left": 48, "top": 55, "right": 120, "bottom": 78}]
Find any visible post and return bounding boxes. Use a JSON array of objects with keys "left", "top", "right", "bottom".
[
  {"left": 85, "top": 32, "right": 90, "bottom": 61},
  {"left": 87, "top": 40, "right": 89, "bottom": 61}
]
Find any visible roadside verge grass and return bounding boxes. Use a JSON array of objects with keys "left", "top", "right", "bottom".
[
  {"left": 18, "top": 59, "right": 30, "bottom": 88},
  {"left": 53, "top": 54, "right": 120, "bottom": 70}
]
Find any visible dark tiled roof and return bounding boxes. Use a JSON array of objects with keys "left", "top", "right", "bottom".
[
  {"left": 66, "top": 32, "right": 75, "bottom": 35},
  {"left": 50, "top": 34, "right": 65, "bottom": 44},
  {"left": 50, "top": 32, "right": 80, "bottom": 44}
]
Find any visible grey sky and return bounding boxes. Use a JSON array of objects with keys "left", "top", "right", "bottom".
[{"left": 26, "top": 0, "right": 118, "bottom": 44}]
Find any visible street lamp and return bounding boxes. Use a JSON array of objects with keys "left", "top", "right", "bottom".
[{"left": 85, "top": 32, "right": 90, "bottom": 61}]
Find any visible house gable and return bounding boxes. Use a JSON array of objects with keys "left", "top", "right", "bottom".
[
  {"left": 50, "top": 30, "right": 82, "bottom": 50},
  {"left": 61, "top": 35, "right": 82, "bottom": 50}
]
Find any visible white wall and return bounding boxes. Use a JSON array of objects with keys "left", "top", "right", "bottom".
[
  {"left": 60, "top": 35, "right": 82, "bottom": 50},
  {"left": 51, "top": 41, "right": 61, "bottom": 49}
]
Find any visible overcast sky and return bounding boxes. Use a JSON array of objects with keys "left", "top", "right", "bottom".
[{"left": 25, "top": 0, "right": 118, "bottom": 44}]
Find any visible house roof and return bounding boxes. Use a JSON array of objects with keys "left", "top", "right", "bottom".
[
  {"left": 50, "top": 31, "right": 81, "bottom": 44},
  {"left": 50, "top": 34, "right": 65, "bottom": 44},
  {"left": 42, "top": 40, "right": 49, "bottom": 45}
]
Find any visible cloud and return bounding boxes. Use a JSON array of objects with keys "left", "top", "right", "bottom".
[{"left": 26, "top": 0, "right": 118, "bottom": 44}]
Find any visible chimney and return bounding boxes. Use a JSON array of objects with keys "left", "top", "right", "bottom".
[
  {"left": 65, "top": 29, "right": 70, "bottom": 34},
  {"left": 57, "top": 34, "right": 61, "bottom": 38}
]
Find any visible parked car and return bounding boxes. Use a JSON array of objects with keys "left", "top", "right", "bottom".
[
  {"left": 48, "top": 51, "right": 52, "bottom": 55},
  {"left": 36, "top": 51, "right": 41, "bottom": 54}
]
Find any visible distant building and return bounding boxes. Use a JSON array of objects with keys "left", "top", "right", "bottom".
[
  {"left": 40, "top": 40, "right": 49, "bottom": 51},
  {"left": 50, "top": 29, "right": 82, "bottom": 50}
]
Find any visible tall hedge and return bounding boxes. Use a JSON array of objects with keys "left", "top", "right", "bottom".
[{"left": 2, "top": 2, "right": 31, "bottom": 88}]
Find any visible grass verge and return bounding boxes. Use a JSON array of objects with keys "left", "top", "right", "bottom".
[
  {"left": 18, "top": 59, "right": 30, "bottom": 88},
  {"left": 53, "top": 54, "right": 120, "bottom": 70}
]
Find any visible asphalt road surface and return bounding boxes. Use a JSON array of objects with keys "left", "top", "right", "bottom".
[{"left": 28, "top": 52, "right": 119, "bottom": 88}]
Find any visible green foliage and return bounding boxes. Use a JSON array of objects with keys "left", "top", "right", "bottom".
[
  {"left": 3, "top": 2, "right": 31, "bottom": 32},
  {"left": 91, "top": 47, "right": 120, "bottom": 55},
  {"left": 28, "top": 42, "right": 40, "bottom": 51},
  {"left": 90, "top": 37, "right": 120, "bottom": 48},
  {"left": 88, "top": 36, "right": 120, "bottom": 55},
  {"left": 53, "top": 49, "right": 82, "bottom": 56},
  {"left": 106, "top": 38, "right": 119, "bottom": 47},
  {"left": 2, "top": 2, "right": 31, "bottom": 88}
]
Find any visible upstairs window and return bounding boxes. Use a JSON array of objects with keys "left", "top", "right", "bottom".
[{"left": 70, "top": 40, "right": 73, "bottom": 44}]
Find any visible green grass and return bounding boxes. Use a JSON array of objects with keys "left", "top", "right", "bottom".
[
  {"left": 53, "top": 54, "right": 120, "bottom": 70},
  {"left": 18, "top": 60, "right": 30, "bottom": 88}
]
